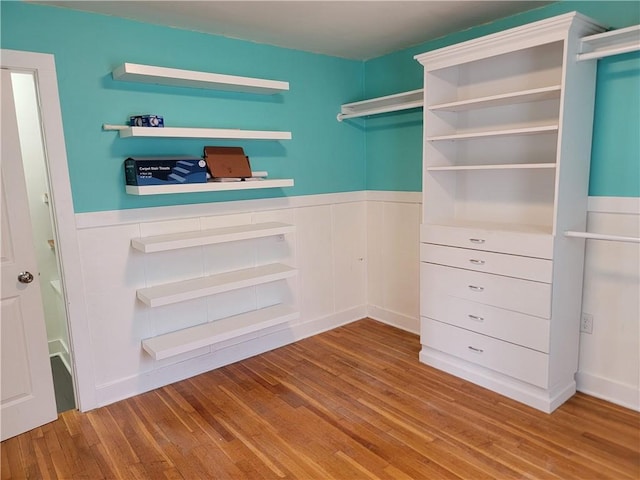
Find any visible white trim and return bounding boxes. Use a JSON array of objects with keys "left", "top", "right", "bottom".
[
  {"left": 78, "top": 191, "right": 639, "bottom": 230},
  {"left": 94, "top": 306, "right": 366, "bottom": 407},
  {"left": 420, "top": 347, "right": 576, "bottom": 413},
  {"left": 576, "top": 371, "right": 640, "bottom": 412},
  {"left": 587, "top": 196, "right": 640, "bottom": 215},
  {"left": 367, "top": 306, "right": 419, "bottom": 334},
  {"left": 48, "top": 339, "right": 72, "bottom": 374},
  {"left": 365, "top": 190, "right": 422, "bottom": 204},
  {"left": 75, "top": 191, "right": 367, "bottom": 229},
  {"left": 1, "top": 50, "right": 96, "bottom": 411}
]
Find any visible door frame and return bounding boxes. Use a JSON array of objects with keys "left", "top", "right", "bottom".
[{"left": 2, "top": 49, "right": 96, "bottom": 411}]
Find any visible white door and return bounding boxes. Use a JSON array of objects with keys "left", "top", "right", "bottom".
[{"left": 1, "top": 69, "right": 57, "bottom": 441}]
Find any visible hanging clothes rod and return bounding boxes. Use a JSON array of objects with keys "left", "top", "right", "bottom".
[{"left": 565, "top": 231, "right": 640, "bottom": 244}]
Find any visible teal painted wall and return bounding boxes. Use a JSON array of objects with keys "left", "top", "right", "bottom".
[
  {"left": 1, "top": 2, "right": 365, "bottom": 213},
  {"left": 3, "top": 2, "right": 638, "bottom": 212},
  {"left": 363, "top": 1, "right": 640, "bottom": 197}
]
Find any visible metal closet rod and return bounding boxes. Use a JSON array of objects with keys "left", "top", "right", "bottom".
[{"left": 564, "top": 231, "right": 640, "bottom": 244}]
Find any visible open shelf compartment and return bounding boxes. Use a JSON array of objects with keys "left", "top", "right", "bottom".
[{"left": 142, "top": 304, "right": 299, "bottom": 360}]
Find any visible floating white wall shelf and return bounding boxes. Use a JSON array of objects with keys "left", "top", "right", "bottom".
[
  {"left": 125, "top": 178, "right": 294, "bottom": 195},
  {"left": 103, "top": 124, "right": 292, "bottom": 140},
  {"left": 337, "top": 89, "right": 423, "bottom": 121},
  {"left": 141, "top": 304, "right": 299, "bottom": 360},
  {"left": 112, "top": 63, "right": 289, "bottom": 94},
  {"left": 131, "top": 222, "right": 295, "bottom": 252},
  {"left": 578, "top": 25, "right": 640, "bottom": 61},
  {"left": 137, "top": 263, "right": 297, "bottom": 307}
]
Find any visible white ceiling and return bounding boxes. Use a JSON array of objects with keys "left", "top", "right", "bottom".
[{"left": 32, "top": 1, "right": 552, "bottom": 59}]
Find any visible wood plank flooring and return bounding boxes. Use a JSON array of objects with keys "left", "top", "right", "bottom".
[{"left": 2, "top": 319, "right": 639, "bottom": 479}]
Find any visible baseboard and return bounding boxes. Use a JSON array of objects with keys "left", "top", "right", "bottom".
[
  {"left": 576, "top": 371, "right": 640, "bottom": 412},
  {"left": 93, "top": 306, "right": 366, "bottom": 408},
  {"left": 48, "top": 338, "right": 72, "bottom": 374},
  {"left": 419, "top": 347, "right": 576, "bottom": 413},
  {"left": 367, "top": 306, "right": 419, "bottom": 334}
]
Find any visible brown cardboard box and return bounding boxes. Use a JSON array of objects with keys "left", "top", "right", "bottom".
[{"left": 203, "top": 146, "right": 252, "bottom": 179}]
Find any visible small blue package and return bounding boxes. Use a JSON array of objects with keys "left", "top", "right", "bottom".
[{"left": 129, "top": 115, "right": 164, "bottom": 127}]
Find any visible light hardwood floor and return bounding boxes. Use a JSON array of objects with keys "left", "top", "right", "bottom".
[{"left": 2, "top": 319, "right": 639, "bottom": 479}]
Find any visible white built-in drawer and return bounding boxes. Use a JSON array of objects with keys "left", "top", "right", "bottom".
[
  {"left": 421, "top": 317, "right": 549, "bottom": 388},
  {"left": 421, "top": 263, "right": 551, "bottom": 318},
  {"left": 422, "top": 295, "right": 549, "bottom": 352},
  {"left": 420, "top": 243, "right": 552, "bottom": 283},
  {"left": 421, "top": 224, "right": 553, "bottom": 259}
]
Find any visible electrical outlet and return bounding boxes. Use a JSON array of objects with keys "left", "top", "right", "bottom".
[{"left": 581, "top": 313, "right": 594, "bottom": 334}]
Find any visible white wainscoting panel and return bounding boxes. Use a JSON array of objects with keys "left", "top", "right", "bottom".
[
  {"left": 332, "top": 202, "right": 367, "bottom": 312},
  {"left": 577, "top": 205, "right": 640, "bottom": 411},
  {"left": 366, "top": 196, "right": 421, "bottom": 333},
  {"left": 76, "top": 193, "right": 368, "bottom": 408}
]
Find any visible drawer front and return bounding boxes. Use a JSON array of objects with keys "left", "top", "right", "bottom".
[
  {"left": 420, "top": 243, "right": 552, "bottom": 283},
  {"left": 421, "top": 224, "right": 553, "bottom": 259},
  {"left": 421, "top": 263, "right": 551, "bottom": 318},
  {"left": 422, "top": 295, "right": 549, "bottom": 352},
  {"left": 421, "top": 317, "right": 549, "bottom": 388}
]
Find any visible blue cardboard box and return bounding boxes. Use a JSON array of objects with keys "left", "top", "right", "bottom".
[{"left": 124, "top": 157, "right": 207, "bottom": 186}]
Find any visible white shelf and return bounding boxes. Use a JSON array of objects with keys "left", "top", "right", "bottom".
[
  {"left": 429, "top": 86, "right": 562, "bottom": 112},
  {"left": 137, "top": 263, "right": 297, "bottom": 307},
  {"left": 337, "top": 89, "right": 423, "bottom": 121},
  {"left": 112, "top": 63, "right": 289, "bottom": 94},
  {"left": 426, "top": 163, "right": 556, "bottom": 172},
  {"left": 125, "top": 178, "right": 293, "bottom": 195},
  {"left": 142, "top": 304, "right": 299, "bottom": 360},
  {"left": 427, "top": 124, "right": 558, "bottom": 142},
  {"left": 103, "top": 125, "right": 292, "bottom": 140},
  {"left": 578, "top": 25, "right": 640, "bottom": 61},
  {"left": 132, "top": 222, "right": 295, "bottom": 253}
]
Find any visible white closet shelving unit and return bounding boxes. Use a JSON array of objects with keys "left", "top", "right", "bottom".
[
  {"left": 415, "top": 12, "right": 605, "bottom": 413},
  {"left": 337, "top": 89, "right": 423, "bottom": 121},
  {"left": 107, "top": 62, "right": 293, "bottom": 194},
  {"left": 577, "top": 24, "right": 640, "bottom": 61},
  {"left": 137, "top": 221, "right": 298, "bottom": 359}
]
